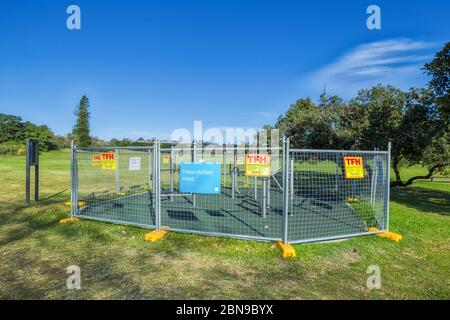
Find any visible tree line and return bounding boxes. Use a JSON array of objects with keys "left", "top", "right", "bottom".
[{"left": 0, "top": 113, "right": 59, "bottom": 154}]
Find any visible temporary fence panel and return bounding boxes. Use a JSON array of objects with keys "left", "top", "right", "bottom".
[
  {"left": 158, "top": 145, "right": 284, "bottom": 241},
  {"left": 73, "top": 147, "right": 156, "bottom": 228},
  {"left": 287, "top": 149, "right": 389, "bottom": 243}
]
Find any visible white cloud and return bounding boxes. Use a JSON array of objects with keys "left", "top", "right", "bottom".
[{"left": 302, "top": 38, "right": 439, "bottom": 98}]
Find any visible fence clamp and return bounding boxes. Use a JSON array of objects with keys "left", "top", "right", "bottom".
[
  {"left": 277, "top": 241, "right": 296, "bottom": 258},
  {"left": 369, "top": 228, "right": 403, "bottom": 242},
  {"left": 145, "top": 230, "right": 168, "bottom": 242}
]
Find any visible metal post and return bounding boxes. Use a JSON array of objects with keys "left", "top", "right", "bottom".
[
  {"left": 25, "top": 138, "right": 39, "bottom": 203},
  {"left": 371, "top": 149, "right": 379, "bottom": 205},
  {"left": 267, "top": 177, "right": 271, "bottom": 213},
  {"left": 334, "top": 155, "right": 339, "bottom": 193},
  {"left": 148, "top": 148, "right": 152, "bottom": 197},
  {"left": 254, "top": 177, "right": 257, "bottom": 200},
  {"left": 232, "top": 168, "right": 236, "bottom": 199},
  {"left": 73, "top": 144, "right": 79, "bottom": 216},
  {"left": 373, "top": 162, "right": 378, "bottom": 205},
  {"left": 192, "top": 140, "right": 197, "bottom": 206},
  {"left": 154, "top": 140, "right": 158, "bottom": 228},
  {"left": 25, "top": 139, "right": 31, "bottom": 204},
  {"left": 231, "top": 167, "right": 235, "bottom": 199},
  {"left": 232, "top": 144, "right": 237, "bottom": 199},
  {"left": 70, "top": 141, "right": 78, "bottom": 218},
  {"left": 290, "top": 159, "right": 294, "bottom": 205},
  {"left": 262, "top": 178, "right": 267, "bottom": 218},
  {"left": 170, "top": 145, "right": 174, "bottom": 202},
  {"left": 281, "top": 137, "right": 290, "bottom": 243},
  {"left": 69, "top": 141, "right": 74, "bottom": 217},
  {"left": 34, "top": 147, "right": 39, "bottom": 201},
  {"left": 158, "top": 140, "right": 162, "bottom": 229},
  {"left": 386, "top": 142, "right": 391, "bottom": 231},
  {"left": 222, "top": 144, "right": 226, "bottom": 185},
  {"left": 370, "top": 149, "right": 376, "bottom": 202},
  {"left": 115, "top": 148, "right": 120, "bottom": 194},
  {"left": 155, "top": 140, "right": 161, "bottom": 229},
  {"left": 152, "top": 142, "right": 156, "bottom": 209}
]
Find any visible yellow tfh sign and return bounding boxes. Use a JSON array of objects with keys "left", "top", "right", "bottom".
[
  {"left": 343, "top": 156, "right": 364, "bottom": 179},
  {"left": 246, "top": 154, "right": 271, "bottom": 177},
  {"left": 101, "top": 152, "right": 116, "bottom": 170}
]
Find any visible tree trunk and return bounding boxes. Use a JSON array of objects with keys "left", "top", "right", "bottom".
[
  {"left": 390, "top": 162, "right": 450, "bottom": 188},
  {"left": 390, "top": 157, "right": 405, "bottom": 187}
]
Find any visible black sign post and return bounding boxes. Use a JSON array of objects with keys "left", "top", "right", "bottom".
[{"left": 26, "top": 138, "right": 39, "bottom": 204}]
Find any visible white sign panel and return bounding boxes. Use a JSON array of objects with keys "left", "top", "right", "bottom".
[{"left": 129, "top": 157, "right": 141, "bottom": 171}]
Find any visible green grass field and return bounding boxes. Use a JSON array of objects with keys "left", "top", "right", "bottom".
[{"left": 0, "top": 149, "right": 449, "bottom": 299}]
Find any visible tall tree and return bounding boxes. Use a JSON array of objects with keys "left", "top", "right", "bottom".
[
  {"left": 351, "top": 85, "right": 444, "bottom": 187},
  {"left": 424, "top": 42, "right": 450, "bottom": 117},
  {"left": 73, "top": 95, "right": 91, "bottom": 147}
]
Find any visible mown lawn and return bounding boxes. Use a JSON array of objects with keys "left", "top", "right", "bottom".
[{"left": 0, "top": 150, "right": 449, "bottom": 299}]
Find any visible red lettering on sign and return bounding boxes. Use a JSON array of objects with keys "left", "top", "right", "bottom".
[
  {"left": 247, "top": 154, "right": 270, "bottom": 164},
  {"left": 345, "top": 157, "right": 362, "bottom": 166},
  {"left": 101, "top": 153, "right": 115, "bottom": 160}
]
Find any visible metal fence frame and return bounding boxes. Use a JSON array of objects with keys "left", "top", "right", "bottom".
[
  {"left": 70, "top": 139, "right": 391, "bottom": 244},
  {"left": 71, "top": 145, "right": 157, "bottom": 228},
  {"left": 156, "top": 141, "right": 285, "bottom": 242}
]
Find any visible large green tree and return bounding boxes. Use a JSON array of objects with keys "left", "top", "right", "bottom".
[
  {"left": 275, "top": 97, "right": 339, "bottom": 149},
  {"left": 351, "top": 86, "right": 442, "bottom": 187},
  {"left": 274, "top": 85, "right": 445, "bottom": 187},
  {"left": 73, "top": 95, "right": 91, "bottom": 147},
  {"left": 275, "top": 94, "right": 368, "bottom": 150},
  {"left": 424, "top": 42, "right": 449, "bottom": 116}
]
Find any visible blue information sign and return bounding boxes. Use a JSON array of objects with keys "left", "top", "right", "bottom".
[{"left": 179, "top": 162, "right": 221, "bottom": 195}]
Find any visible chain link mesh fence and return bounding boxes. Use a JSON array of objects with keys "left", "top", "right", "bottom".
[
  {"left": 288, "top": 149, "right": 389, "bottom": 243},
  {"left": 73, "top": 147, "right": 155, "bottom": 228},
  {"left": 70, "top": 141, "right": 390, "bottom": 243},
  {"left": 158, "top": 145, "right": 284, "bottom": 241}
]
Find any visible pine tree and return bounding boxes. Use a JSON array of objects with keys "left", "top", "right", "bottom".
[{"left": 73, "top": 95, "right": 91, "bottom": 147}]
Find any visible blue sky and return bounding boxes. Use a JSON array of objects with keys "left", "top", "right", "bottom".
[{"left": 0, "top": 0, "right": 449, "bottom": 140}]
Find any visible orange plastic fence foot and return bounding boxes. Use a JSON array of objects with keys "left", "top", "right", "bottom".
[
  {"left": 64, "top": 201, "right": 86, "bottom": 207},
  {"left": 59, "top": 217, "right": 80, "bottom": 224},
  {"left": 277, "top": 241, "right": 296, "bottom": 258},
  {"left": 144, "top": 230, "right": 168, "bottom": 242},
  {"left": 369, "top": 228, "right": 403, "bottom": 242}
]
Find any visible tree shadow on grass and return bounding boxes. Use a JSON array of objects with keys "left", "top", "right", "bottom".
[
  {"left": 0, "top": 213, "right": 61, "bottom": 246},
  {"left": 0, "top": 198, "right": 73, "bottom": 245},
  {"left": 38, "top": 190, "right": 69, "bottom": 201},
  {"left": 1, "top": 238, "right": 149, "bottom": 299},
  {"left": 391, "top": 186, "right": 450, "bottom": 216},
  {"left": 1, "top": 203, "right": 159, "bottom": 299}
]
